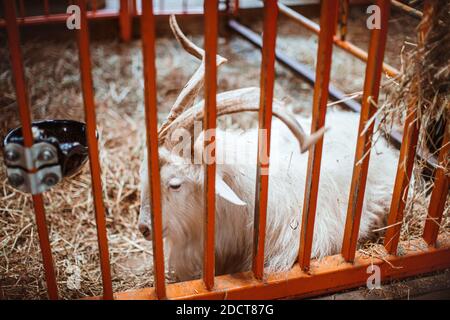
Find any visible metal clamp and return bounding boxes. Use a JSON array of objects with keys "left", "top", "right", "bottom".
[
  {"left": 4, "top": 142, "right": 59, "bottom": 169},
  {"left": 4, "top": 142, "right": 62, "bottom": 195},
  {"left": 6, "top": 165, "right": 62, "bottom": 195}
]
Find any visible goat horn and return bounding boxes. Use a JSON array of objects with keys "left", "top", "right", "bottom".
[
  {"left": 169, "top": 14, "right": 204, "bottom": 59},
  {"left": 159, "top": 15, "right": 228, "bottom": 136},
  {"left": 160, "top": 87, "right": 327, "bottom": 153}
]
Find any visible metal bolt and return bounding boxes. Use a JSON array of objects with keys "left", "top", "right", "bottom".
[
  {"left": 9, "top": 173, "right": 24, "bottom": 188},
  {"left": 5, "top": 150, "right": 20, "bottom": 162},
  {"left": 41, "top": 173, "right": 59, "bottom": 187},
  {"left": 38, "top": 148, "right": 55, "bottom": 162}
]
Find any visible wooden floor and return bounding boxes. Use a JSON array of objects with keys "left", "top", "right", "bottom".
[{"left": 313, "top": 269, "right": 450, "bottom": 300}]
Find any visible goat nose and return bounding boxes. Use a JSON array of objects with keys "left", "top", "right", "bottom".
[{"left": 139, "top": 223, "right": 152, "bottom": 240}]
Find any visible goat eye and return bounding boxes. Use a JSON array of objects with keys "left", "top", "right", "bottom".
[
  {"left": 170, "top": 183, "right": 181, "bottom": 190},
  {"left": 169, "top": 178, "right": 182, "bottom": 190}
]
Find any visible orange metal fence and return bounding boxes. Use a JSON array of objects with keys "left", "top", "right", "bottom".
[
  {"left": 140, "top": 0, "right": 166, "bottom": 299},
  {"left": 2, "top": 0, "right": 449, "bottom": 300},
  {"left": 0, "top": 0, "right": 231, "bottom": 31},
  {"left": 253, "top": 0, "right": 278, "bottom": 280},
  {"left": 298, "top": 0, "right": 339, "bottom": 271},
  {"left": 203, "top": 0, "right": 219, "bottom": 291},
  {"left": 3, "top": 0, "right": 59, "bottom": 300},
  {"left": 342, "top": 0, "right": 391, "bottom": 262},
  {"left": 75, "top": 0, "right": 114, "bottom": 300}
]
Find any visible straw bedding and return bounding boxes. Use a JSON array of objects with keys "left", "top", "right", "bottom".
[
  {"left": 372, "top": 0, "right": 449, "bottom": 252},
  {"left": 0, "top": 9, "right": 447, "bottom": 299}
]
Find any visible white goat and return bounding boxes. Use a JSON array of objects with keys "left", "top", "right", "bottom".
[{"left": 138, "top": 16, "right": 398, "bottom": 281}]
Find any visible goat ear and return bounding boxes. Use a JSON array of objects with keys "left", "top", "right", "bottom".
[{"left": 216, "top": 177, "right": 246, "bottom": 206}]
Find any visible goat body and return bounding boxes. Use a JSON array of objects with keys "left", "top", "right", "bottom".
[
  {"left": 138, "top": 15, "right": 398, "bottom": 282},
  {"left": 164, "top": 110, "right": 398, "bottom": 281}
]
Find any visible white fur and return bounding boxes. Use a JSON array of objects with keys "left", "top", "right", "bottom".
[{"left": 139, "top": 110, "right": 398, "bottom": 281}]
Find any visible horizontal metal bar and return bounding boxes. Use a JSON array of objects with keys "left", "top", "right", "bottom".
[
  {"left": 0, "top": 10, "right": 120, "bottom": 27},
  {"left": 228, "top": 19, "right": 361, "bottom": 112},
  {"left": 88, "top": 234, "right": 450, "bottom": 300},
  {"left": 228, "top": 19, "right": 438, "bottom": 170},
  {"left": 391, "top": 0, "right": 423, "bottom": 19},
  {"left": 277, "top": 2, "right": 399, "bottom": 78},
  {"left": 0, "top": 8, "right": 210, "bottom": 27}
]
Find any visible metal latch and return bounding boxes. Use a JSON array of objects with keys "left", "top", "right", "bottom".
[
  {"left": 3, "top": 119, "right": 91, "bottom": 195},
  {"left": 4, "top": 142, "right": 62, "bottom": 194}
]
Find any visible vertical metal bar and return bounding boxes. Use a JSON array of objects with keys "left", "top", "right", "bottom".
[
  {"left": 182, "top": 0, "right": 188, "bottom": 14},
  {"left": 252, "top": 0, "right": 278, "bottom": 280},
  {"left": 141, "top": 0, "right": 166, "bottom": 299},
  {"left": 339, "top": 0, "right": 349, "bottom": 41},
  {"left": 131, "top": 0, "right": 137, "bottom": 16},
  {"left": 276, "top": 2, "right": 399, "bottom": 78},
  {"left": 19, "top": 0, "right": 26, "bottom": 18},
  {"left": 203, "top": 0, "right": 218, "bottom": 291},
  {"left": 423, "top": 129, "right": 449, "bottom": 246},
  {"left": 92, "top": 0, "right": 98, "bottom": 13},
  {"left": 384, "top": 0, "right": 436, "bottom": 255},
  {"left": 75, "top": 0, "right": 113, "bottom": 300},
  {"left": 341, "top": 0, "right": 391, "bottom": 262},
  {"left": 234, "top": 0, "right": 239, "bottom": 16},
  {"left": 120, "top": 0, "right": 132, "bottom": 42},
  {"left": 43, "top": 0, "right": 50, "bottom": 15},
  {"left": 30, "top": 195, "right": 59, "bottom": 299},
  {"left": 3, "top": 0, "right": 58, "bottom": 300},
  {"left": 298, "top": 0, "right": 339, "bottom": 271},
  {"left": 423, "top": 130, "right": 450, "bottom": 246}
]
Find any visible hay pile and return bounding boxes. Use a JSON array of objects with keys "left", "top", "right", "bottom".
[
  {"left": 0, "top": 40, "right": 154, "bottom": 299},
  {"left": 0, "top": 35, "right": 307, "bottom": 300},
  {"left": 374, "top": 0, "right": 449, "bottom": 245},
  {"left": 0, "top": 10, "right": 446, "bottom": 299}
]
